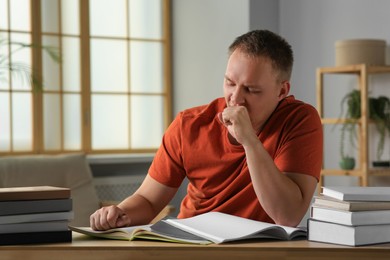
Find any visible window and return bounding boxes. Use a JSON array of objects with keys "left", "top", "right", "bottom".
[{"left": 0, "top": 0, "right": 172, "bottom": 155}]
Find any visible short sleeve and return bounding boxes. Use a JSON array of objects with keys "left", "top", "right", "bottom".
[
  {"left": 273, "top": 105, "right": 323, "bottom": 181},
  {"left": 148, "top": 113, "right": 187, "bottom": 188}
]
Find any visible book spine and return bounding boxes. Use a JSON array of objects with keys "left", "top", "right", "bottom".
[
  {"left": 0, "top": 211, "right": 74, "bottom": 225},
  {"left": 0, "top": 190, "right": 71, "bottom": 201},
  {"left": 0, "top": 199, "right": 73, "bottom": 216},
  {"left": 0, "top": 220, "right": 70, "bottom": 234},
  {"left": 0, "top": 230, "right": 72, "bottom": 245}
]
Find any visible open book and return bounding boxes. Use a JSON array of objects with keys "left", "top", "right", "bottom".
[{"left": 70, "top": 212, "right": 306, "bottom": 244}]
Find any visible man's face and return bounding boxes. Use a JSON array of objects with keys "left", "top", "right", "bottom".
[{"left": 223, "top": 49, "right": 289, "bottom": 132}]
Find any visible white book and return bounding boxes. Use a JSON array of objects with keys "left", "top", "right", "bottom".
[
  {"left": 308, "top": 218, "right": 390, "bottom": 246},
  {"left": 322, "top": 186, "right": 390, "bottom": 201},
  {"left": 71, "top": 212, "right": 306, "bottom": 244},
  {"left": 0, "top": 211, "right": 74, "bottom": 225},
  {"left": 312, "top": 195, "right": 390, "bottom": 211},
  {"left": 311, "top": 206, "right": 390, "bottom": 226}
]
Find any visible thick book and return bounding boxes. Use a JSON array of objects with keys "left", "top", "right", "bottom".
[
  {"left": 70, "top": 212, "right": 307, "bottom": 244},
  {"left": 0, "top": 220, "right": 70, "bottom": 234},
  {"left": 308, "top": 218, "right": 390, "bottom": 246},
  {"left": 0, "top": 211, "right": 74, "bottom": 225},
  {"left": 0, "top": 186, "right": 71, "bottom": 201},
  {"left": 0, "top": 230, "right": 72, "bottom": 245},
  {"left": 0, "top": 198, "right": 72, "bottom": 216},
  {"left": 322, "top": 186, "right": 390, "bottom": 201},
  {"left": 311, "top": 206, "right": 390, "bottom": 226},
  {"left": 313, "top": 195, "right": 390, "bottom": 211}
]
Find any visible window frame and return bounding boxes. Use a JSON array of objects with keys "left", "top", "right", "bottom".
[{"left": 0, "top": 0, "right": 172, "bottom": 155}]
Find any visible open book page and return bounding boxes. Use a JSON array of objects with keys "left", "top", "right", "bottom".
[
  {"left": 69, "top": 225, "right": 152, "bottom": 241},
  {"left": 69, "top": 223, "right": 211, "bottom": 244},
  {"left": 148, "top": 221, "right": 211, "bottom": 244},
  {"left": 164, "top": 212, "right": 306, "bottom": 244}
]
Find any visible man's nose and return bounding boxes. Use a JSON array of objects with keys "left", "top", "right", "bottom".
[{"left": 231, "top": 87, "right": 245, "bottom": 106}]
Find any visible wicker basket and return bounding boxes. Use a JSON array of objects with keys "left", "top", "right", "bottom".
[{"left": 335, "top": 39, "right": 386, "bottom": 66}]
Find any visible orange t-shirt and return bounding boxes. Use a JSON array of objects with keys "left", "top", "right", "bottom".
[{"left": 149, "top": 96, "right": 323, "bottom": 223}]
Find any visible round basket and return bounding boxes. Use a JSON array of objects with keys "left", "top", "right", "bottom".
[{"left": 335, "top": 39, "right": 386, "bottom": 66}]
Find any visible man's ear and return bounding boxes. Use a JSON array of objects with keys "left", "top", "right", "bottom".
[{"left": 278, "top": 81, "right": 290, "bottom": 101}]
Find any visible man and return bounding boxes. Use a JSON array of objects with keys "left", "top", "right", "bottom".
[{"left": 90, "top": 30, "right": 323, "bottom": 230}]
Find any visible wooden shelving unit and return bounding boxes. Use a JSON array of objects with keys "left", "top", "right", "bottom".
[{"left": 316, "top": 64, "right": 390, "bottom": 187}]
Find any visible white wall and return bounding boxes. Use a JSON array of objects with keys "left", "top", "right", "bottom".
[
  {"left": 249, "top": 0, "right": 279, "bottom": 32},
  {"left": 171, "top": 0, "right": 285, "bottom": 115},
  {"left": 171, "top": 0, "right": 249, "bottom": 115}
]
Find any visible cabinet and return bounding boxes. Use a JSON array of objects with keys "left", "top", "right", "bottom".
[{"left": 316, "top": 64, "right": 390, "bottom": 187}]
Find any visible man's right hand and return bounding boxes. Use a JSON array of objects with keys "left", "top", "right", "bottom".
[{"left": 90, "top": 205, "right": 131, "bottom": 231}]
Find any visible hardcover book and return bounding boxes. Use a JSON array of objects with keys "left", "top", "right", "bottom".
[
  {"left": 0, "top": 230, "right": 72, "bottom": 245},
  {"left": 321, "top": 186, "right": 390, "bottom": 201},
  {"left": 0, "top": 198, "right": 72, "bottom": 216},
  {"left": 0, "top": 220, "right": 69, "bottom": 234},
  {"left": 313, "top": 195, "right": 390, "bottom": 211},
  {"left": 308, "top": 218, "right": 390, "bottom": 246},
  {"left": 311, "top": 206, "right": 390, "bottom": 226},
  {"left": 0, "top": 211, "right": 74, "bottom": 225},
  {"left": 0, "top": 186, "right": 71, "bottom": 201}
]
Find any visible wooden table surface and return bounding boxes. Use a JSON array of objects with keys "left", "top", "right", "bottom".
[{"left": 1, "top": 232, "right": 390, "bottom": 260}]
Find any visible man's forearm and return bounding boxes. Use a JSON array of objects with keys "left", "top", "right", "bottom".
[
  {"left": 117, "top": 194, "right": 158, "bottom": 226},
  {"left": 244, "top": 140, "right": 313, "bottom": 227}
]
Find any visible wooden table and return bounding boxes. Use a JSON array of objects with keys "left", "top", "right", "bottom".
[{"left": 1, "top": 233, "right": 390, "bottom": 260}]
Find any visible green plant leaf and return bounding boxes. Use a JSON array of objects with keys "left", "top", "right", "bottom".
[
  {"left": 0, "top": 36, "right": 60, "bottom": 91},
  {"left": 338, "top": 89, "right": 390, "bottom": 161}
]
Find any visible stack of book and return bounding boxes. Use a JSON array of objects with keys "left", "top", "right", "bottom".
[
  {"left": 308, "top": 186, "right": 390, "bottom": 246},
  {"left": 0, "top": 186, "right": 73, "bottom": 245}
]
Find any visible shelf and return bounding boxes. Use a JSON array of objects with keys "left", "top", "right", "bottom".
[
  {"left": 318, "top": 64, "right": 390, "bottom": 74},
  {"left": 320, "top": 118, "right": 379, "bottom": 125},
  {"left": 317, "top": 64, "right": 390, "bottom": 186},
  {"left": 321, "top": 118, "right": 360, "bottom": 124},
  {"left": 321, "top": 169, "right": 363, "bottom": 177},
  {"left": 369, "top": 168, "right": 390, "bottom": 176},
  {"left": 321, "top": 169, "right": 390, "bottom": 177}
]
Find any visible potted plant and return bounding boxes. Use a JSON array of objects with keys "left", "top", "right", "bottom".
[
  {"left": 339, "top": 124, "right": 357, "bottom": 170},
  {"left": 338, "top": 89, "right": 360, "bottom": 170},
  {"left": 370, "top": 96, "right": 390, "bottom": 167},
  {"left": 338, "top": 89, "right": 390, "bottom": 169},
  {"left": 0, "top": 37, "right": 60, "bottom": 91}
]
